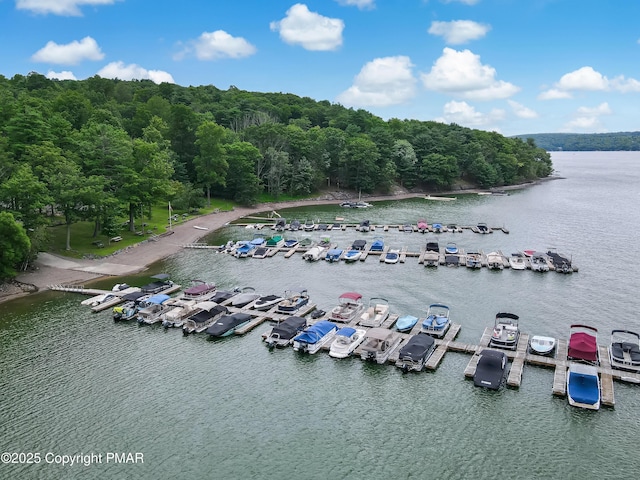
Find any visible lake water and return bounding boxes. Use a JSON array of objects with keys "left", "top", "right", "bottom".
[{"left": 1, "top": 152, "right": 639, "bottom": 479}]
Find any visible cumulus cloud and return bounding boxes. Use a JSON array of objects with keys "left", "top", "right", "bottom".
[
  {"left": 31, "top": 36, "right": 104, "bottom": 65},
  {"left": 421, "top": 48, "right": 519, "bottom": 100},
  {"left": 96, "top": 61, "right": 175, "bottom": 84},
  {"left": 336, "top": 56, "right": 417, "bottom": 107},
  {"left": 270, "top": 3, "right": 344, "bottom": 51},
  {"left": 508, "top": 100, "right": 538, "bottom": 119},
  {"left": 175, "top": 30, "right": 256, "bottom": 61},
  {"left": 562, "top": 102, "right": 612, "bottom": 132},
  {"left": 16, "top": 0, "right": 119, "bottom": 16},
  {"left": 428, "top": 20, "right": 490, "bottom": 44},
  {"left": 539, "top": 66, "right": 640, "bottom": 99},
  {"left": 335, "top": 0, "right": 375, "bottom": 9},
  {"left": 435, "top": 100, "right": 505, "bottom": 128},
  {"left": 46, "top": 70, "right": 77, "bottom": 80}
]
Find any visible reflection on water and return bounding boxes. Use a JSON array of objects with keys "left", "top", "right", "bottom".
[{"left": 1, "top": 152, "right": 640, "bottom": 479}]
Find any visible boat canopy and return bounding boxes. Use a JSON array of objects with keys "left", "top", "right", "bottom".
[
  {"left": 146, "top": 294, "right": 171, "bottom": 304},
  {"left": 365, "top": 327, "right": 393, "bottom": 341},
  {"left": 151, "top": 273, "right": 170, "bottom": 280},
  {"left": 336, "top": 327, "right": 357, "bottom": 338},
  {"left": 122, "top": 291, "right": 147, "bottom": 301},
  {"left": 184, "top": 282, "right": 215, "bottom": 295},
  {"left": 194, "top": 301, "right": 219, "bottom": 311},
  {"left": 295, "top": 321, "right": 337, "bottom": 344},
  {"left": 339, "top": 292, "right": 363, "bottom": 302}
]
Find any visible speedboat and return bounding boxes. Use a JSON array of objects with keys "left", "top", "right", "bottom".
[
  {"left": 357, "top": 328, "right": 401, "bottom": 364},
  {"left": 358, "top": 297, "right": 390, "bottom": 328},
  {"left": 508, "top": 253, "right": 526, "bottom": 270},
  {"left": 275, "top": 288, "right": 309, "bottom": 314},
  {"left": 357, "top": 220, "right": 371, "bottom": 232},
  {"left": 344, "top": 249, "right": 362, "bottom": 262},
  {"left": 486, "top": 251, "right": 504, "bottom": 270},
  {"left": 293, "top": 320, "right": 338, "bottom": 354},
  {"left": 445, "top": 242, "right": 458, "bottom": 254},
  {"left": 420, "top": 304, "right": 450, "bottom": 338},
  {"left": 182, "top": 302, "right": 229, "bottom": 334},
  {"left": 528, "top": 335, "right": 557, "bottom": 356},
  {"left": 396, "top": 334, "right": 436, "bottom": 373},
  {"left": 205, "top": 312, "right": 252, "bottom": 338},
  {"left": 233, "top": 242, "right": 256, "bottom": 258},
  {"left": 447, "top": 223, "right": 461, "bottom": 233},
  {"left": 329, "top": 327, "right": 367, "bottom": 359},
  {"left": 567, "top": 363, "right": 600, "bottom": 410},
  {"left": 473, "top": 349, "right": 507, "bottom": 390},
  {"left": 530, "top": 253, "right": 550, "bottom": 272},
  {"left": 252, "top": 293, "right": 285, "bottom": 311},
  {"left": 289, "top": 219, "right": 301, "bottom": 231},
  {"left": 180, "top": 280, "right": 217, "bottom": 301},
  {"left": 328, "top": 292, "right": 365, "bottom": 323},
  {"left": 432, "top": 223, "right": 444, "bottom": 233},
  {"left": 136, "top": 294, "right": 172, "bottom": 325},
  {"left": 384, "top": 249, "right": 400, "bottom": 264},
  {"left": 283, "top": 238, "right": 299, "bottom": 249},
  {"left": 476, "top": 223, "right": 492, "bottom": 234},
  {"left": 547, "top": 250, "right": 573, "bottom": 273},
  {"left": 489, "top": 312, "right": 520, "bottom": 350},
  {"left": 423, "top": 241, "right": 440, "bottom": 267},
  {"left": 351, "top": 239, "right": 366, "bottom": 251},
  {"left": 264, "top": 316, "right": 307, "bottom": 349},
  {"left": 395, "top": 314, "right": 418, "bottom": 333},
  {"left": 303, "top": 219, "right": 316, "bottom": 231},
  {"left": 265, "top": 235, "right": 284, "bottom": 248},
  {"left": 609, "top": 329, "right": 640, "bottom": 372},
  {"left": 273, "top": 218, "right": 286, "bottom": 231},
  {"left": 325, "top": 248, "right": 343, "bottom": 262},
  {"left": 252, "top": 247, "right": 269, "bottom": 259},
  {"left": 370, "top": 237, "right": 384, "bottom": 252},
  {"left": 302, "top": 245, "right": 327, "bottom": 261},
  {"left": 402, "top": 224, "right": 413, "bottom": 232},
  {"left": 568, "top": 324, "right": 599, "bottom": 365},
  {"left": 465, "top": 252, "right": 482, "bottom": 269},
  {"left": 230, "top": 287, "right": 260, "bottom": 307},
  {"left": 417, "top": 219, "right": 428, "bottom": 233}
]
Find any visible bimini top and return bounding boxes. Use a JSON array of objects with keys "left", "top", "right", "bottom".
[
  {"left": 295, "top": 321, "right": 337, "bottom": 344},
  {"left": 121, "top": 291, "right": 147, "bottom": 302},
  {"left": 335, "top": 327, "right": 357, "bottom": 338},
  {"left": 339, "top": 292, "right": 363, "bottom": 302},
  {"left": 145, "top": 294, "right": 171, "bottom": 304},
  {"left": 364, "top": 327, "right": 394, "bottom": 341}
]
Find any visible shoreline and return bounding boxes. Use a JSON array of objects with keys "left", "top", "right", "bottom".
[{"left": 2, "top": 179, "right": 557, "bottom": 305}]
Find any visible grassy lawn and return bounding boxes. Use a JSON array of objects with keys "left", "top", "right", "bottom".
[{"left": 46, "top": 200, "right": 235, "bottom": 258}]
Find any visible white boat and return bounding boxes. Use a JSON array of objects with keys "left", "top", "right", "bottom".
[
  {"left": 420, "top": 303, "right": 451, "bottom": 338},
  {"left": 302, "top": 245, "right": 327, "bottom": 261},
  {"left": 329, "top": 327, "right": 367, "bottom": 359},
  {"left": 343, "top": 250, "right": 362, "bottom": 262},
  {"left": 358, "top": 297, "right": 390, "bottom": 328},
  {"left": 567, "top": 363, "right": 601, "bottom": 410},
  {"left": 486, "top": 251, "right": 504, "bottom": 270},
  {"left": 489, "top": 312, "right": 520, "bottom": 350},
  {"left": 530, "top": 253, "right": 550, "bottom": 272},
  {"left": 425, "top": 195, "right": 456, "bottom": 201},
  {"left": 508, "top": 253, "right": 526, "bottom": 270},
  {"left": 465, "top": 252, "right": 482, "bottom": 269},
  {"left": 252, "top": 294, "right": 284, "bottom": 311},
  {"left": 423, "top": 241, "right": 440, "bottom": 267},
  {"left": 384, "top": 249, "right": 400, "bottom": 264},
  {"left": 357, "top": 328, "right": 402, "bottom": 364},
  {"left": 609, "top": 329, "right": 640, "bottom": 373},
  {"left": 328, "top": 292, "right": 365, "bottom": 323},
  {"left": 528, "top": 335, "right": 557, "bottom": 356},
  {"left": 293, "top": 320, "right": 338, "bottom": 354}
]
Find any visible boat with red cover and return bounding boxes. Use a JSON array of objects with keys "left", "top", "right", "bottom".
[{"left": 567, "top": 324, "right": 599, "bottom": 365}]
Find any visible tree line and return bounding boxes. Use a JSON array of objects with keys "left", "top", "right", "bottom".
[
  {"left": 513, "top": 132, "right": 640, "bottom": 151},
  {"left": 0, "top": 72, "right": 552, "bottom": 280}
]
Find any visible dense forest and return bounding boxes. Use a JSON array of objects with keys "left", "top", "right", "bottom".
[
  {"left": 0, "top": 72, "right": 552, "bottom": 279},
  {"left": 513, "top": 132, "right": 640, "bottom": 151}
]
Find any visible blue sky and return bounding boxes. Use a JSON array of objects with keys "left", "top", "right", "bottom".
[{"left": 2, "top": 0, "right": 640, "bottom": 136}]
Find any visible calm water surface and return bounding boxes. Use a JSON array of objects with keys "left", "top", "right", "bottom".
[{"left": 2, "top": 152, "right": 640, "bottom": 479}]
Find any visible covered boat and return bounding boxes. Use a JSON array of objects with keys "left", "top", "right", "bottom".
[
  {"left": 432, "top": 223, "right": 444, "bottom": 233},
  {"left": 181, "top": 280, "right": 217, "bottom": 301},
  {"left": 328, "top": 292, "right": 365, "bottom": 323},
  {"left": 302, "top": 245, "right": 327, "bottom": 261},
  {"left": 395, "top": 314, "right": 418, "bottom": 333},
  {"left": 489, "top": 312, "right": 520, "bottom": 350},
  {"left": 358, "top": 298, "right": 390, "bottom": 328},
  {"left": 423, "top": 241, "right": 440, "bottom": 267},
  {"left": 357, "top": 327, "right": 401, "bottom": 364},
  {"left": 395, "top": 334, "right": 435, "bottom": 372},
  {"left": 205, "top": 312, "right": 252, "bottom": 338},
  {"left": 608, "top": 330, "right": 640, "bottom": 372},
  {"left": 417, "top": 219, "right": 428, "bottom": 233},
  {"left": 568, "top": 324, "right": 599, "bottom": 364},
  {"left": 325, "top": 248, "right": 343, "bottom": 262},
  {"left": 547, "top": 250, "right": 573, "bottom": 273},
  {"left": 476, "top": 223, "right": 492, "bottom": 234},
  {"left": 370, "top": 237, "right": 384, "bottom": 252},
  {"left": 275, "top": 288, "right": 309, "bottom": 314},
  {"left": 264, "top": 316, "right": 307, "bottom": 349},
  {"left": 528, "top": 335, "right": 557, "bottom": 356},
  {"left": 252, "top": 247, "right": 269, "bottom": 259},
  {"left": 567, "top": 363, "right": 600, "bottom": 410},
  {"left": 293, "top": 320, "right": 338, "bottom": 354},
  {"left": 357, "top": 220, "right": 371, "bottom": 232},
  {"left": 230, "top": 287, "right": 260, "bottom": 307},
  {"left": 420, "top": 304, "right": 451, "bottom": 338},
  {"left": 140, "top": 273, "right": 173, "bottom": 294},
  {"left": 329, "top": 327, "right": 367, "bottom": 359},
  {"left": 136, "top": 294, "right": 172, "bottom": 324},
  {"left": 182, "top": 303, "right": 229, "bottom": 334},
  {"left": 265, "top": 234, "right": 284, "bottom": 248},
  {"left": 233, "top": 242, "right": 256, "bottom": 258},
  {"left": 474, "top": 349, "right": 507, "bottom": 390}
]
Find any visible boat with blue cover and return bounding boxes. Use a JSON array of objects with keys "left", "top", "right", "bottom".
[
  {"left": 395, "top": 314, "right": 419, "bottom": 333},
  {"left": 370, "top": 237, "right": 384, "bottom": 252},
  {"left": 420, "top": 304, "right": 451, "bottom": 338},
  {"left": 567, "top": 363, "right": 600, "bottom": 410},
  {"left": 329, "top": 327, "right": 367, "bottom": 359},
  {"left": 325, "top": 248, "right": 343, "bottom": 262},
  {"left": 293, "top": 320, "right": 338, "bottom": 354},
  {"left": 233, "top": 241, "right": 256, "bottom": 258}
]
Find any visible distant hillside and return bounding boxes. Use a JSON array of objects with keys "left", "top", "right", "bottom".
[{"left": 513, "top": 132, "right": 640, "bottom": 151}]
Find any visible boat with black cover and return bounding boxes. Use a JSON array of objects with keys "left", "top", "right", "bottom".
[
  {"left": 264, "top": 316, "right": 307, "bottom": 349},
  {"left": 395, "top": 333, "right": 436, "bottom": 373},
  {"left": 182, "top": 302, "right": 229, "bottom": 334},
  {"left": 473, "top": 349, "right": 507, "bottom": 390},
  {"left": 140, "top": 273, "right": 173, "bottom": 294},
  {"left": 205, "top": 312, "right": 252, "bottom": 338}
]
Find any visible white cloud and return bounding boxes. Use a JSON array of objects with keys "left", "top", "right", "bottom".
[
  {"left": 270, "top": 3, "right": 344, "bottom": 51},
  {"left": 16, "top": 0, "right": 119, "bottom": 16},
  {"left": 336, "top": 56, "right": 417, "bottom": 107},
  {"left": 46, "top": 70, "right": 77, "bottom": 80},
  {"left": 435, "top": 100, "right": 505, "bottom": 128},
  {"left": 420, "top": 48, "right": 519, "bottom": 100},
  {"left": 576, "top": 102, "right": 612, "bottom": 116},
  {"left": 31, "top": 36, "right": 104, "bottom": 65},
  {"left": 175, "top": 30, "right": 256, "bottom": 61},
  {"left": 537, "top": 88, "right": 572, "bottom": 100},
  {"left": 610, "top": 75, "right": 640, "bottom": 93},
  {"left": 335, "top": 0, "right": 375, "bottom": 9},
  {"left": 96, "top": 61, "right": 175, "bottom": 84},
  {"left": 562, "top": 102, "right": 612, "bottom": 132},
  {"left": 428, "top": 20, "right": 490, "bottom": 44},
  {"left": 540, "top": 66, "right": 640, "bottom": 99},
  {"left": 508, "top": 100, "right": 538, "bottom": 119}
]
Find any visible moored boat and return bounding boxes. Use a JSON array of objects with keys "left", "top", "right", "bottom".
[
  {"left": 136, "top": 294, "right": 173, "bottom": 325},
  {"left": 357, "top": 220, "right": 371, "bottom": 232},
  {"left": 180, "top": 280, "right": 217, "bottom": 301},
  {"left": 265, "top": 234, "right": 285, "bottom": 248},
  {"left": 357, "top": 328, "right": 401, "bottom": 364},
  {"left": 528, "top": 335, "right": 557, "bottom": 356},
  {"left": 182, "top": 302, "right": 229, "bottom": 334},
  {"left": 329, "top": 327, "right": 367, "bottom": 359},
  {"left": 252, "top": 293, "right": 285, "bottom": 311},
  {"left": 508, "top": 253, "right": 526, "bottom": 270},
  {"left": 293, "top": 320, "right": 338, "bottom": 354},
  {"left": 275, "top": 287, "right": 309, "bottom": 314},
  {"left": 112, "top": 292, "right": 150, "bottom": 322},
  {"left": 567, "top": 363, "right": 600, "bottom": 410},
  {"left": 486, "top": 251, "right": 504, "bottom": 270},
  {"left": 423, "top": 241, "right": 440, "bottom": 267},
  {"left": 343, "top": 249, "right": 362, "bottom": 262},
  {"left": 489, "top": 312, "right": 520, "bottom": 350},
  {"left": 325, "top": 248, "right": 343, "bottom": 262},
  {"left": 609, "top": 330, "right": 640, "bottom": 372},
  {"left": 445, "top": 242, "right": 458, "bottom": 254},
  {"left": 205, "top": 312, "right": 252, "bottom": 338},
  {"left": 358, "top": 297, "right": 390, "bottom": 328},
  {"left": 473, "top": 349, "right": 507, "bottom": 390},
  {"left": 420, "top": 303, "right": 451, "bottom": 338},
  {"left": 302, "top": 245, "right": 327, "bottom": 261},
  {"left": 396, "top": 333, "right": 436, "bottom": 373},
  {"left": 264, "top": 316, "right": 307, "bottom": 349},
  {"left": 395, "top": 314, "right": 418, "bottom": 333},
  {"left": 531, "top": 252, "right": 550, "bottom": 272},
  {"left": 370, "top": 237, "right": 384, "bottom": 252},
  {"left": 328, "top": 292, "right": 365, "bottom": 323},
  {"left": 384, "top": 249, "right": 400, "bottom": 264},
  {"left": 465, "top": 251, "right": 482, "bottom": 269},
  {"left": 417, "top": 219, "right": 428, "bottom": 233},
  {"left": 568, "top": 324, "right": 599, "bottom": 365}
]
